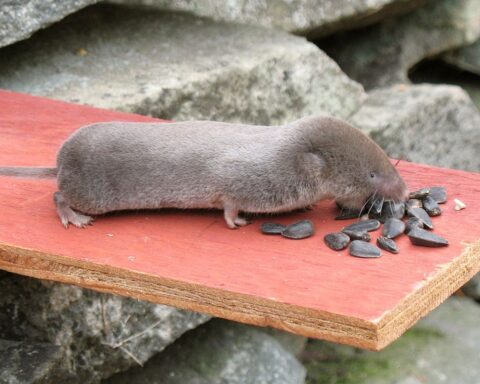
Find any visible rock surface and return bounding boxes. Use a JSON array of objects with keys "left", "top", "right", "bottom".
[
  {"left": 302, "top": 297, "right": 480, "bottom": 384},
  {"left": 0, "top": 339, "right": 69, "bottom": 384},
  {"left": 351, "top": 84, "right": 480, "bottom": 172},
  {"left": 0, "top": 0, "right": 98, "bottom": 48},
  {"left": 0, "top": 4, "right": 365, "bottom": 125},
  {"left": 0, "top": 272, "right": 210, "bottom": 383},
  {"left": 320, "top": 0, "right": 480, "bottom": 89},
  {"left": 105, "top": 319, "right": 306, "bottom": 384},
  {"left": 444, "top": 40, "right": 480, "bottom": 76},
  {"left": 110, "top": 0, "right": 425, "bottom": 38},
  {"left": 462, "top": 274, "right": 480, "bottom": 300}
]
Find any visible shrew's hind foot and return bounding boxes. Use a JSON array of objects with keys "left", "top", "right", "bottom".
[
  {"left": 54, "top": 192, "right": 93, "bottom": 228},
  {"left": 223, "top": 205, "right": 250, "bottom": 229}
]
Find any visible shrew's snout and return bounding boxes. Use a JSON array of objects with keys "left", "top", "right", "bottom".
[{"left": 379, "top": 177, "right": 409, "bottom": 203}]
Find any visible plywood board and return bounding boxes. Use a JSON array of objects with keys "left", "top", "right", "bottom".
[{"left": 0, "top": 90, "right": 479, "bottom": 350}]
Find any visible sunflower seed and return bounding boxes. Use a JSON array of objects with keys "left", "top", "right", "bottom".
[
  {"left": 408, "top": 227, "right": 448, "bottom": 247},
  {"left": 429, "top": 186, "right": 447, "bottom": 204},
  {"left": 343, "top": 219, "right": 381, "bottom": 233},
  {"left": 423, "top": 196, "right": 442, "bottom": 217},
  {"left": 382, "top": 218, "right": 406, "bottom": 239},
  {"left": 281, "top": 220, "right": 314, "bottom": 239},
  {"left": 349, "top": 240, "right": 382, "bottom": 258},
  {"left": 407, "top": 207, "right": 433, "bottom": 229},
  {"left": 261, "top": 222, "right": 286, "bottom": 235},
  {"left": 409, "top": 188, "right": 430, "bottom": 199},
  {"left": 341, "top": 229, "right": 371, "bottom": 241},
  {"left": 324, "top": 232, "right": 350, "bottom": 250},
  {"left": 405, "top": 217, "right": 423, "bottom": 234},
  {"left": 377, "top": 236, "right": 399, "bottom": 254},
  {"left": 406, "top": 199, "right": 423, "bottom": 210}
]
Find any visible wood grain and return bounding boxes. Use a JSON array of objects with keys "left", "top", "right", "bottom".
[{"left": 0, "top": 90, "right": 479, "bottom": 350}]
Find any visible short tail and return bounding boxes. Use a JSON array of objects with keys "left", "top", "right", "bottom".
[{"left": 0, "top": 167, "right": 57, "bottom": 178}]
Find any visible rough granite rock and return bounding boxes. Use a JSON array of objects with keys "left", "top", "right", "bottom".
[
  {"left": 0, "top": 0, "right": 98, "bottom": 48},
  {"left": 0, "top": 339, "right": 69, "bottom": 384},
  {"left": 109, "top": 0, "right": 426, "bottom": 38},
  {"left": 105, "top": 319, "right": 306, "bottom": 384},
  {"left": 462, "top": 274, "right": 480, "bottom": 300},
  {"left": 0, "top": 272, "right": 210, "bottom": 383},
  {"left": 443, "top": 40, "right": 480, "bottom": 76},
  {"left": 0, "top": 4, "right": 365, "bottom": 125},
  {"left": 320, "top": 0, "right": 480, "bottom": 89},
  {"left": 302, "top": 297, "right": 480, "bottom": 384},
  {"left": 351, "top": 84, "right": 480, "bottom": 172}
]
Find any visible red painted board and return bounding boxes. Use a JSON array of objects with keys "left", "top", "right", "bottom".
[{"left": 0, "top": 90, "right": 479, "bottom": 350}]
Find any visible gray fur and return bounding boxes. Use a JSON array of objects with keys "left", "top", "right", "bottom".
[{"left": 0, "top": 116, "right": 408, "bottom": 228}]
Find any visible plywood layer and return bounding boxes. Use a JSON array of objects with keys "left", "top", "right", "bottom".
[{"left": 0, "top": 90, "right": 479, "bottom": 350}]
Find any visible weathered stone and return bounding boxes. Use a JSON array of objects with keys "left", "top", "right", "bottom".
[
  {"left": 302, "top": 297, "right": 480, "bottom": 383},
  {"left": 320, "top": 0, "right": 480, "bottom": 89},
  {"left": 351, "top": 84, "right": 480, "bottom": 172},
  {"left": 462, "top": 273, "right": 480, "bottom": 300},
  {"left": 0, "top": 272, "right": 210, "bottom": 383},
  {"left": 0, "top": 0, "right": 98, "bottom": 48},
  {"left": 109, "top": 0, "right": 426, "bottom": 38},
  {"left": 0, "top": 4, "right": 365, "bottom": 125},
  {"left": 105, "top": 319, "right": 306, "bottom": 384},
  {"left": 0, "top": 339, "right": 69, "bottom": 383},
  {"left": 444, "top": 40, "right": 480, "bottom": 76}
]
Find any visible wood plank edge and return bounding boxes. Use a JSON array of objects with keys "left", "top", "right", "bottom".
[
  {"left": 374, "top": 240, "right": 480, "bottom": 350},
  {"left": 0, "top": 244, "right": 380, "bottom": 350}
]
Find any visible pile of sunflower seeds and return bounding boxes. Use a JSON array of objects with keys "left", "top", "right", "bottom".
[{"left": 325, "top": 186, "right": 449, "bottom": 258}]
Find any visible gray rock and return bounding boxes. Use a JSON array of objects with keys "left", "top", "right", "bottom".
[
  {"left": 109, "top": 0, "right": 425, "bottom": 38},
  {"left": 321, "top": 0, "right": 480, "bottom": 89},
  {"left": 0, "top": 0, "right": 98, "bottom": 48},
  {"left": 444, "top": 40, "right": 480, "bottom": 76},
  {"left": 105, "top": 319, "right": 306, "bottom": 384},
  {"left": 302, "top": 297, "right": 480, "bottom": 383},
  {"left": 0, "top": 4, "right": 365, "bottom": 125},
  {"left": 0, "top": 339, "right": 69, "bottom": 384},
  {"left": 351, "top": 84, "right": 480, "bottom": 172},
  {"left": 462, "top": 273, "right": 480, "bottom": 300},
  {"left": 0, "top": 272, "right": 210, "bottom": 383}
]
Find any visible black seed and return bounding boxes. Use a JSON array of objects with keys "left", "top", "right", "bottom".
[
  {"left": 423, "top": 196, "right": 442, "bottom": 216},
  {"left": 377, "top": 236, "right": 399, "bottom": 254},
  {"left": 324, "top": 232, "right": 350, "bottom": 250},
  {"left": 405, "top": 217, "right": 423, "bottom": 234},
  {"left": 371, "top": 197, "right": 384, "bottom": 215},
  {"left": 281, "top": 220, "right": 314, "bottom": 239},
  {"left": 408, "top": 227, "right": 449, "bottom": 247},
  {"left": 429, "top": 186, "right": 447, "bottom": 204},
  {"left": 349, "top": 240, "right": 382, "bottom": 258},
  {"left": 409, "top": 188, "right": 430, "bottom": 199},
  {"left": 406, "top": 199, "right": 423, "bottom": 210},
  {"left": 382, "top": 218, "right": 406, "bottom": 239},
  {"left": 407, "top": 207, "right": 433, "bottom": 229},
  {"left": 369, "top": 201, "right": 406, "bottom": 223},
  {"left": 261, "top": 222, "right": 286, "bottom": 235},
  {"left": 335, "top": 208, "right": 362, "bottom": 220},
  {"left": 343, "top": 219, "right": 381, "bottom": 233},
  {"left": 341, "top": 229, "right": 371, "bottom": 241}
]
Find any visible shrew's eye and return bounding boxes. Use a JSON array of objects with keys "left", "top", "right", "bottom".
[{"left": 370, "top": 172, "right": 376, "bottom": 179}]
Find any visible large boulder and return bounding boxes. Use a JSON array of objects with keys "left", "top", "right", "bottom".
[
  {"left": 302, "top": 297, "right": 480, "bottom": 383},
  {"left": 351, "top": 84, "right": 480, "bottom": 172},
  {"left": 106, "top": 319, "right": 306, "bottom": 384},
  {"left": 0, "top": 0, "right": 98, "bottom": 48},
  {"left": 443, "top": 40, "right": 480, "bottom": 76},
  {"left": 109, "top": 0, "right": 425, "bottom": 38},
  {"left": 320, "top": 0, "right": 480, "bottom": 89},
  {"left": 0, "top": 4, "right": 365, "bottom": 125},
  {"left": 0, "top": 339, "right": 68, "bottom": 383},
  {"left": 0, "top": 272, "right": 210, "bottom": 383}
]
